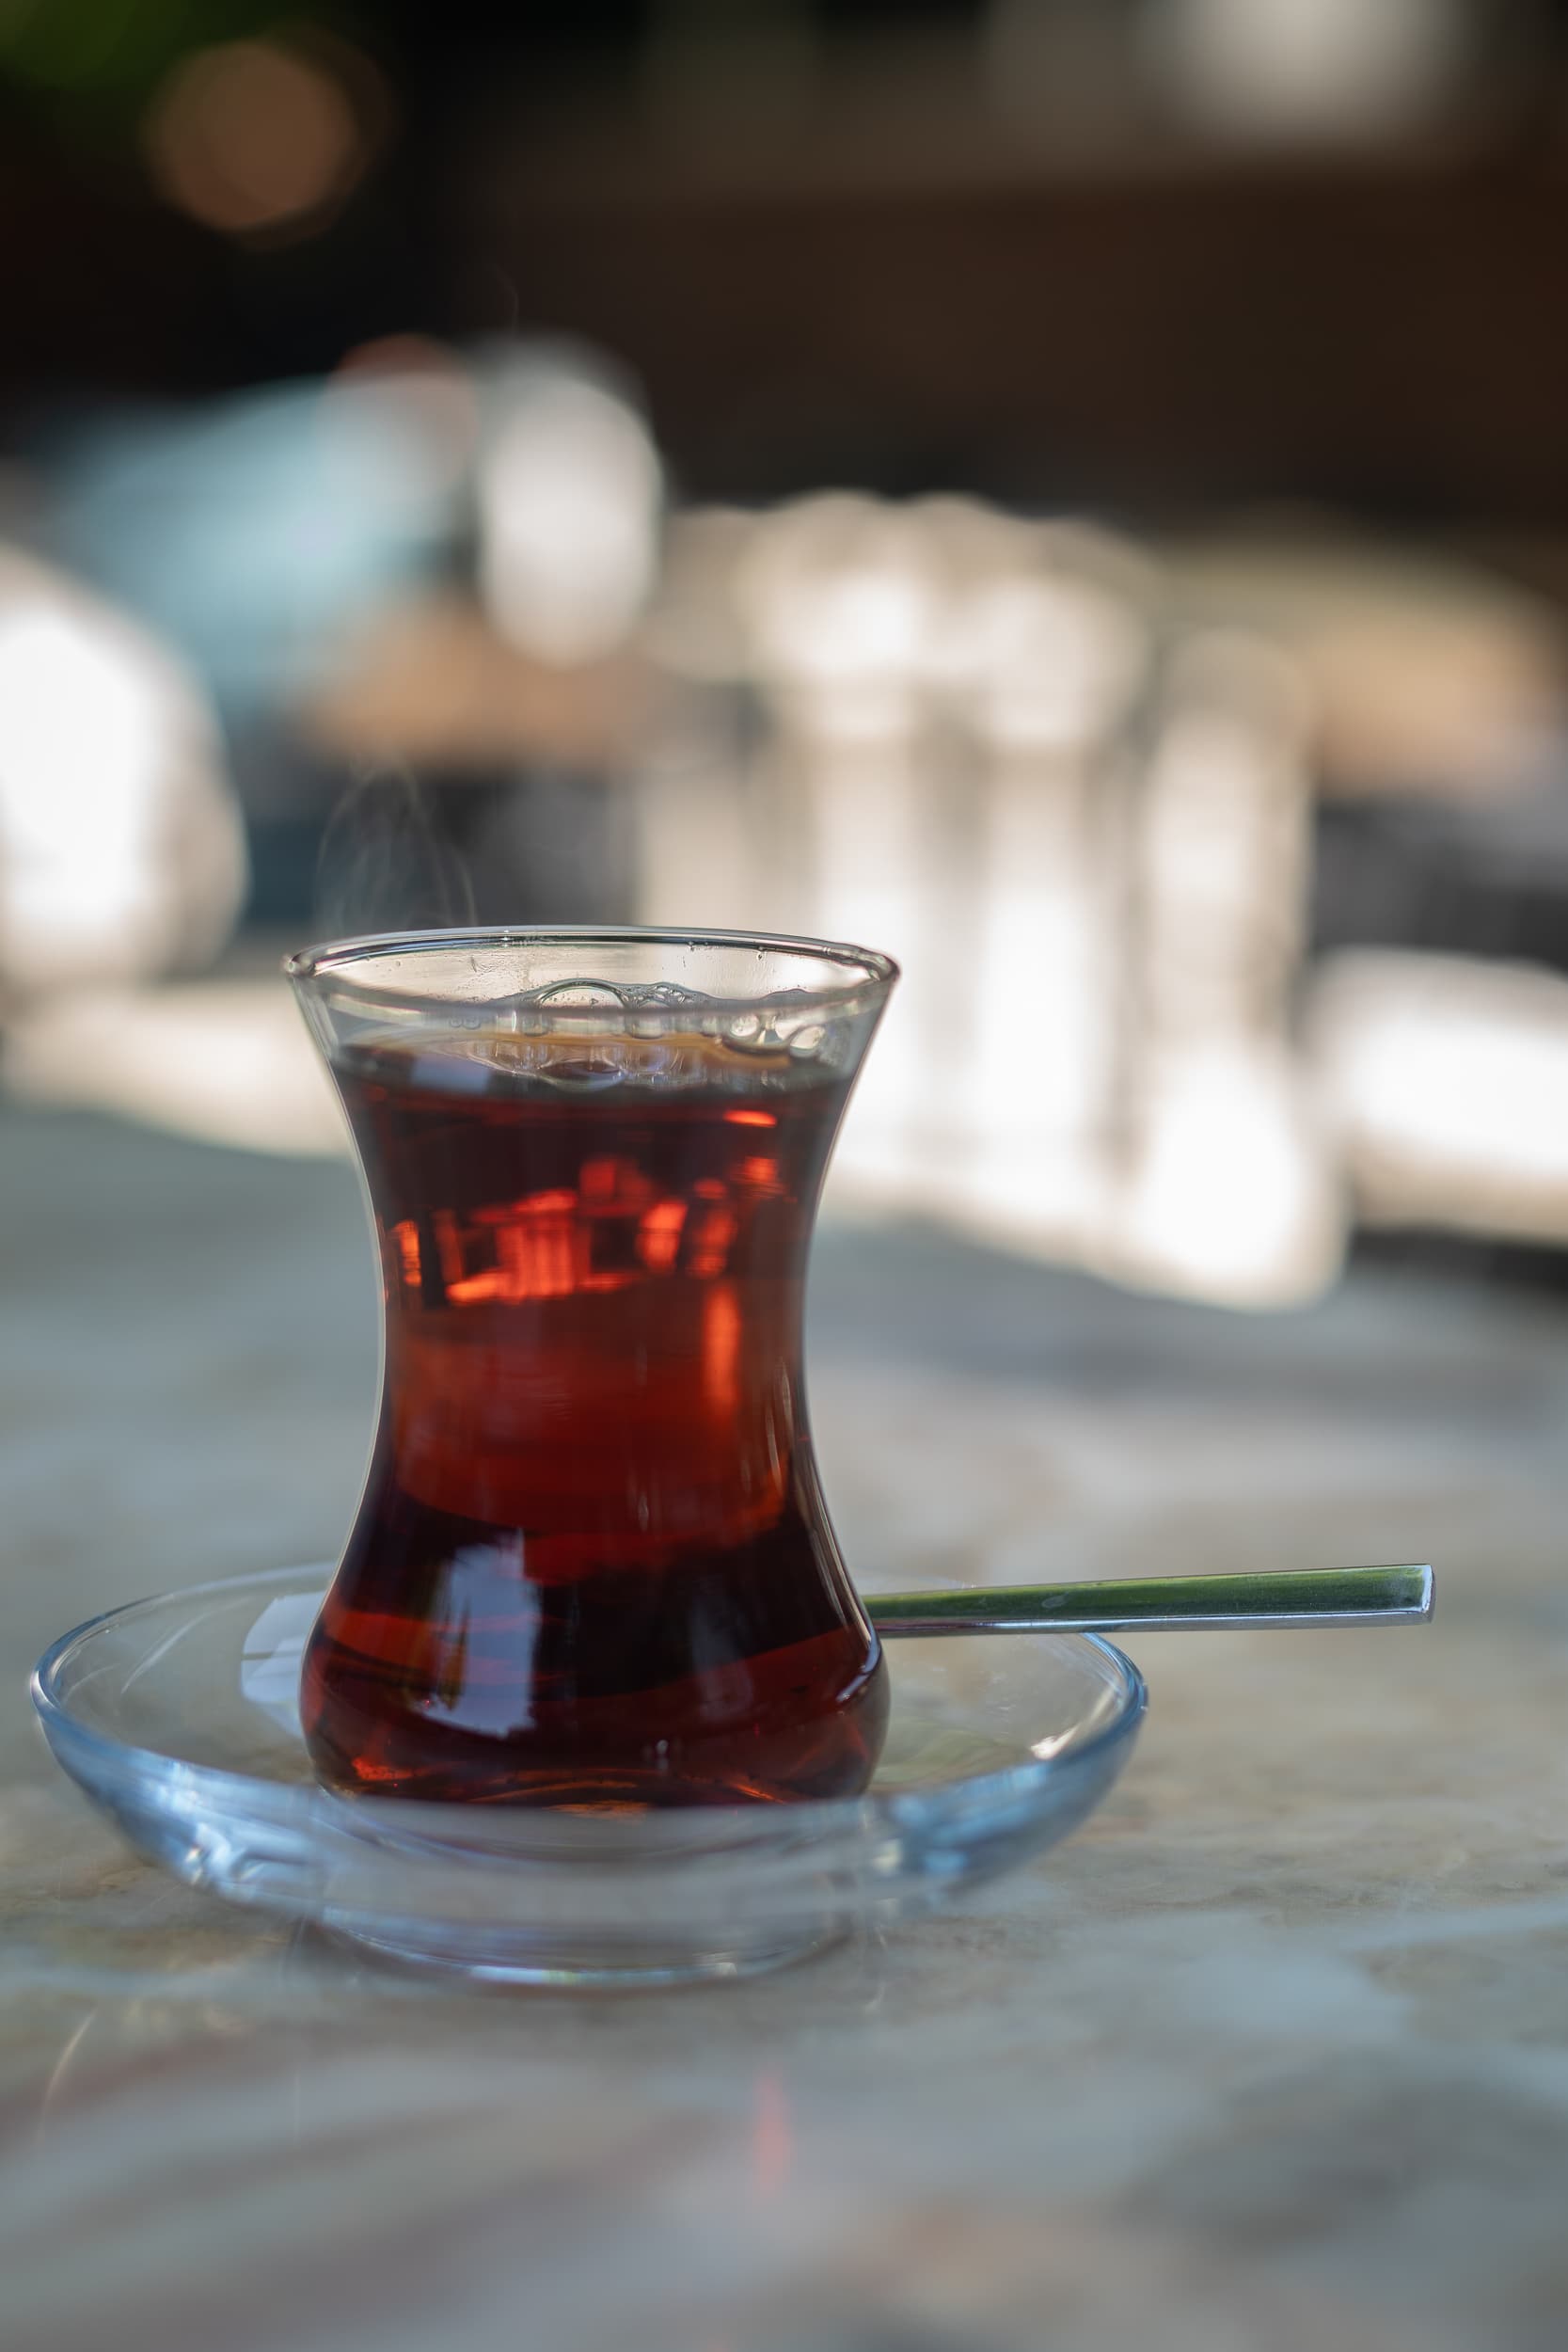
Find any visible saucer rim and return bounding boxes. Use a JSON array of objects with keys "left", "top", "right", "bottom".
[{"left": 31, "top": 1561, "right": 1148, "bottom": 1844}]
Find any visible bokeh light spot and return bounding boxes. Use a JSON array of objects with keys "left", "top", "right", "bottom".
[{"left": 142, "top": 36, "right": 376, "bottom": 242}]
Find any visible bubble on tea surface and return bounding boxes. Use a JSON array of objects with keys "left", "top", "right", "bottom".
[
  {"left": 528, "top": 978, "right": 630, "bottom": 1009},
  {"left": 626, "top": 981, "right": 709, "bottom": 1008}
]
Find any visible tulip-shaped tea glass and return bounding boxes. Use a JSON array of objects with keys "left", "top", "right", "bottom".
[{"left": 288, "top": 927, "right": 899, "bottom": 1809}]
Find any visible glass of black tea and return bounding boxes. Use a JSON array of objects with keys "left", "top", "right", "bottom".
[{"left": 287, "top": 927, "right": 899, "bottom": 1809}]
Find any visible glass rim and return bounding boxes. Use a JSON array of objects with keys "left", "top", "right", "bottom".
[{"left": 283, "top": 924, "right": 900, "bottom": 1019}]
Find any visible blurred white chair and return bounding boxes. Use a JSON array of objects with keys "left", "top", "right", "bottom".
[
  {"left": 638, "top": 496, "right": 1347, "bottom": 1306},
  {"left": 0, "top": 550, "right": 246, "bottom": 999},
  {"left": 931, "top": 511, "right": 1151, "bottom": 1250},
  {"left": 640, "top": 496, "right": 1159, "bottom": 1238},
  {"left": 730, "top": 495, "right": 948, "bottom": 1200},
  {"left": 1113, "top": 631, "right": 1345, "bottom": 1304},
  {"left": 1309, "top": 950, "right": 1568, "bottom": 1247}
]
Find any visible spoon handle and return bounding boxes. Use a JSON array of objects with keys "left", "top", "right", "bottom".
[{"left": 867, "top": 1563, "right": 1433, "bottom": 1636}]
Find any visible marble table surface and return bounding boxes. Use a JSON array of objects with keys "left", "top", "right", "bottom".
[{"left": 5, "top": 1100, "right": 1568, "bottom": 2352}]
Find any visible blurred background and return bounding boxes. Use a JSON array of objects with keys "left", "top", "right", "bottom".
[{"left": 8, "top": 0, "right": 1568, "bottom": 1308}]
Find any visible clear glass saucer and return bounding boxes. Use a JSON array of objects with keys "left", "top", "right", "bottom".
[{"left": 31, "top": 1565, "right": 1145, "bottom": 1988}]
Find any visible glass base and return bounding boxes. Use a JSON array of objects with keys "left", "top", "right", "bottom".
[{"left": 323, "top": 1919, "right": 842, "bottom": 1989}]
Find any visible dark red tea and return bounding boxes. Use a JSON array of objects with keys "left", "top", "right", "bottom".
[{"left": 302, "top": 1025, "right": 888, "bottom": 1806}]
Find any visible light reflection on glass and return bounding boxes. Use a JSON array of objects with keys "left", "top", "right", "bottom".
[{"left": 423, "top": 1540, "right": 538, "bottom": 1738}]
